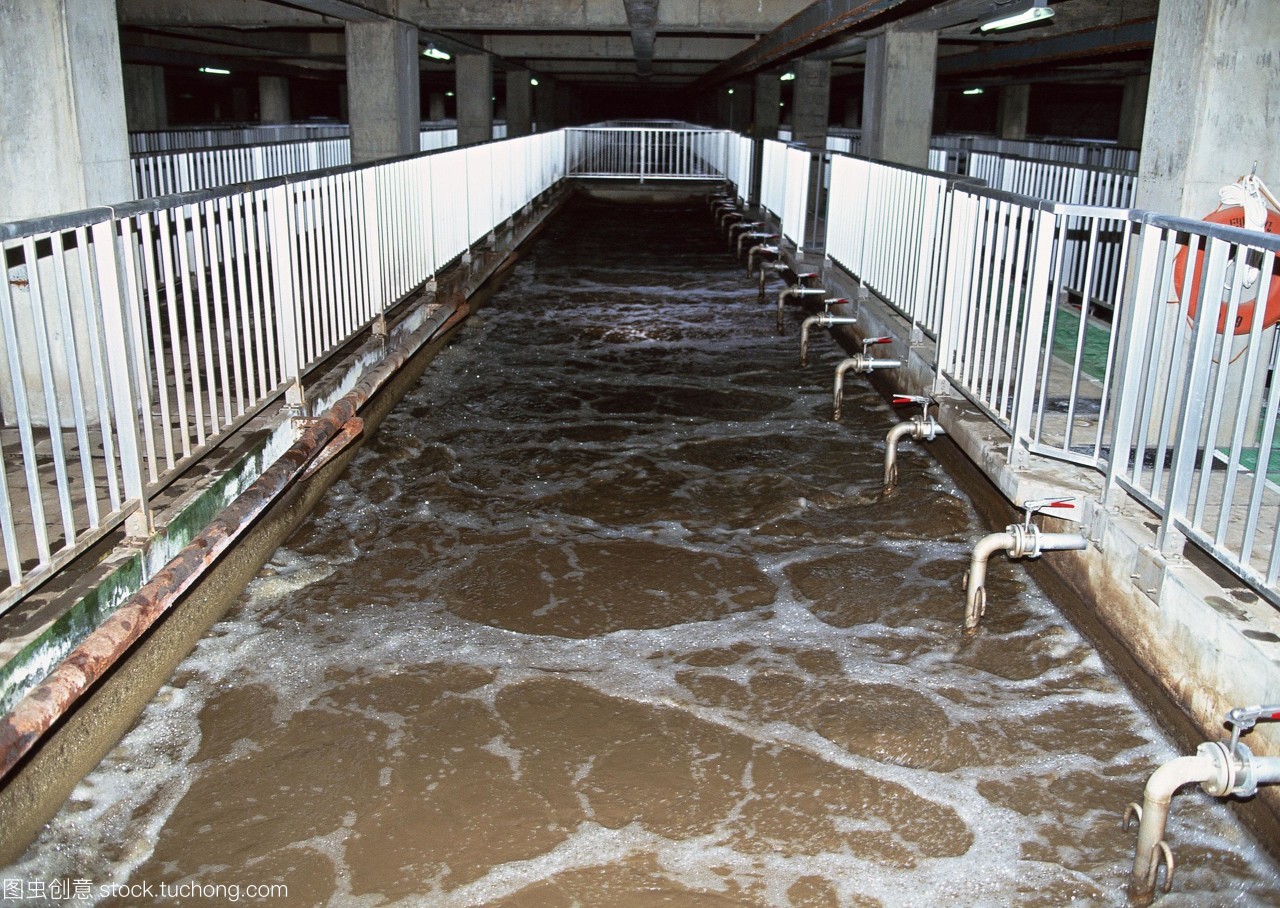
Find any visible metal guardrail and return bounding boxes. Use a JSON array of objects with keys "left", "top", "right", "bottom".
[
  {"left": 826, "top": 155, "right": 957, "bottom": 339},
  {"left": 1107, "top": 213, "right": 1280, "bottom": 597},
  {"left": 564, "top": 127, "right": 729, "bottom": 181},
  {"left": 0, "top": 130, "right": 567, "bottom": 612},
  {"left": 822, "top": 148, "right": 1280, "bottom": 607},
  {"left": 760, "top": 140, "right": 810, "bottom": 253},
  {"left": 128, "top": 123, "right": 350, "bottom": 154},
  {"left": 130, "top": 126, "right": 493, "bottom": 198}
]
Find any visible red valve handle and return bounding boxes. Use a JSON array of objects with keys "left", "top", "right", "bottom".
[{"left": 865, "top": 336, "right": 893, "bottom": 345}]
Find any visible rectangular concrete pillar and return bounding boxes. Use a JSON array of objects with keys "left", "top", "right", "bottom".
[
  {"left": 346, "top": 21, "right": 419, "bottom": 164},
  {"left": 0, "top": 0, "right": 132, "bottom": 221},
  {"left": 792, "top": 60, "right": 831, "bottom": 151},
  {"left": 753, "top": 72, "right": 780, "bottom": 139},
  {"left": 507, "top": 70, "right": 533, "bottom": 138},
  {"left": 862, "top": 27, "right": 937, "bottom": 169},
  {"left": 1136, "top": 0, "right": 1279, "bottom": 217},
  {"left": 123, "top": 64, "right": 168, "bottom": 132},
  {"left": 457, "top": 54, "right": 494, "bottom": 146},
  {"left": 998, "top": 84, "right": 1030, "bottom": 141},
  {"left": 259, "top": 75, "right": 290, "bottom": 124},
  {"left": 1118, "top": 74, "right": 1149, "bottom": 149}
]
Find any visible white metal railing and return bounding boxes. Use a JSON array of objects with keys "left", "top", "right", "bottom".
[
  {"left": 128, "top": 122, "right": 350, "bottom": 154},
  {"left": 934, "top": 187, "right": 1058, "bottom": 436},
  {"left": 826, "top": 155, "right": 954, "bottom": 337},
  {"left": 760, "top": 140, "right": 810, "bottom": 253},
  {"left": 564, "top": 127, "right": 728, "bottom": 181},
  {"left": 0, "top": 130, "right": 566, "bottom": 612},
  {"left": 967, "top": 152, "right": 1136, "bottom": 310},
  {"left": 130, "top": 125, "right": 507, "bottom": 198},
  {"left": 725, "top": 134, "right": 755, "bottom": 204},
  {"left": 821, "top": 149, "right": 1280, "bottom": 606},
  {"left": 1107, "top": 212, "right": 1280, "bottom": 597},
  {"left": 132, "top": 138, "right": 352, "bottom": 198},
  {"left": 970, "top": 152, "right": 1137, "bottom": 208},
  {"left": 967, "top": 135, "right": 1139, "bottom": 172}
]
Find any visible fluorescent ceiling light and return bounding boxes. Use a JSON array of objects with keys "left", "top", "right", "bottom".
[
  {"left": 963, "top": 87, "right": 984, "bottom": 95},
  {"left": 446, "top": 91, "right": 455, "bottom": 97},
  {"left": 198, "top": 66, "right": 231, "bottom": 75},
  {"left": 422, "top": 44, "right": 451, "bottom": 61},
  {"left": 780, "top": 72, "right": 797, "bottom": 82},
  {"left": 979, "top": 0, "right": 1054, "bottom": 32}
]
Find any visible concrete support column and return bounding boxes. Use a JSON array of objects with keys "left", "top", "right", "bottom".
[
  {"left": 1118, "top": 73, "right": 1149, "bottom": 149},
  {"left": 791, "top": 59, "right": 831, "bottom": 151},
  {"left": 0, "top": 0, "right": 132, "bottom": 221},
  {"left": 862, "top": 26, "right": 937, "bottom": 168},
  {"left": 456, "top": 54, "right": 494, "bottom": 145},
  {"left": 258, "top": 75, "right": 290, "bottom": 124},
  {"left": 507, "top": 69, "right": 533, "bottom": 138},
  {"left": 753, "top": 72, "right": 781, "bottom": 140},
  {"left": 0, "top": 0, "right": 133, "bottom": 425},
  {"left": 998, "top": 84, "right": 1030, "bottom": 141},
  {"left": 1136, "top": 0, "right": 1279, "bottom": 217},
  {"left": 428, "top": 92, "right": 446, "bottom": 122},
  {"left": 346, "top": 21, "right": 419, "bottom": 164},
  {"left": 123, "top": 64, "right": 168, "bottom": 132},
  {"left": 535, "top": 79, "right": 556, "bottom": 131}
]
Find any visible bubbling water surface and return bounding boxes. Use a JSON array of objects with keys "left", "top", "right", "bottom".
[{"left": 13, "top": 200, "right": 1280, "bottom": 907}]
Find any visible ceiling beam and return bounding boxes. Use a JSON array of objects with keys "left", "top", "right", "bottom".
[
  {"left": 693, "top": 0, "right": 919, "bottom": 88},
  {"left": 936, "top": 19, "right": 1156, "bottom": 77},
  {"left": 623, "top": 0, "right": 658, "bottom": 77}
]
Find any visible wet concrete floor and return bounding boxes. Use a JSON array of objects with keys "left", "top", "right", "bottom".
[{"left": 12, "top": 199, "right": 1280, "bottom": 906}]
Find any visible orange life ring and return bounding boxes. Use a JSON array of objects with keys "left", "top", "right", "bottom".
[{"left": 1171, "top": 206, "right": 1280, "bottom": 335}]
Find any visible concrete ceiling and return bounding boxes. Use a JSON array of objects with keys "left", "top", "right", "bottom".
[{"left": 116, "top": 0, "right": 1159, "bottom": 95}]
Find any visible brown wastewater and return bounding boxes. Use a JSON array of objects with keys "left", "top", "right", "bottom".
[{"left": 12, "top": 199, "right": 1280, "bottom": 906}]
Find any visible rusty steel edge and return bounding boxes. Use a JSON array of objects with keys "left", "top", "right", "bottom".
[{"left": 0, "top": 297, "right": 470, "bottom": 784}]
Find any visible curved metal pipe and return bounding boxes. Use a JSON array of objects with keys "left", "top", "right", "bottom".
[
  {"left": 883, "top": 417, "right": 944, "bottom": 493},
  {"left": 964, "top": 531, "right": 1016, "bottom": 634},
  {"left": 737, "top": 229, "right": 772, "bottom": 258},
  {"left": 727, "top": 220, "right": 763, "bottom": 251},
  {"left": 748, "top": 243, "right": 778, "bottom": 278},
  {"left": 964, "top": 526, "right": 1086, "bottom": 634},
  {"left": 832, "top": 354, "right": 901, "bottom": 420},
  {"left": 799, "top": 313, "right": 858, "bottom": 366},
  {"left": 1126, "top": 748, "right": 1225, "bottom": 906},
  {"left": 717, "top": 208, "right": 744, "bottom": 230},
  {"left": 776, "top": 286, "right": 827, "bottom": 334}
]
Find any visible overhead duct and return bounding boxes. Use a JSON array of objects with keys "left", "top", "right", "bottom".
[{"left": 623, "top": 0, "right": 659, "bottom": 78}]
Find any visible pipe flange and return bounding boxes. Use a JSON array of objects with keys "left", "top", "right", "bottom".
[
  {"left": 1004, "top": 523, "right": 1035, "bottom": 559},
  {"left": 1196, "top": 741, "right": 1237, "bottom": 798}
]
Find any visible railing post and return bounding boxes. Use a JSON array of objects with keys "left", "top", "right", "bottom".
[
  {"left": 91, "top": 221, "right": 152, "bottom": 537},
  {"left": 1104, "top": 218, "right": 1160, "bottom": 506},
  {"left": 639, "top": 128, "right": 647, "bottom": 184},
  {"left": 265, "top": 184, "right": 305, "bottom": 410},
  {"left": 1008, "top": 205, "right": 1058, "bottom": 469},
  {"left": 1159, "top": 239, "right": 1231, "bottom": 559}
]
